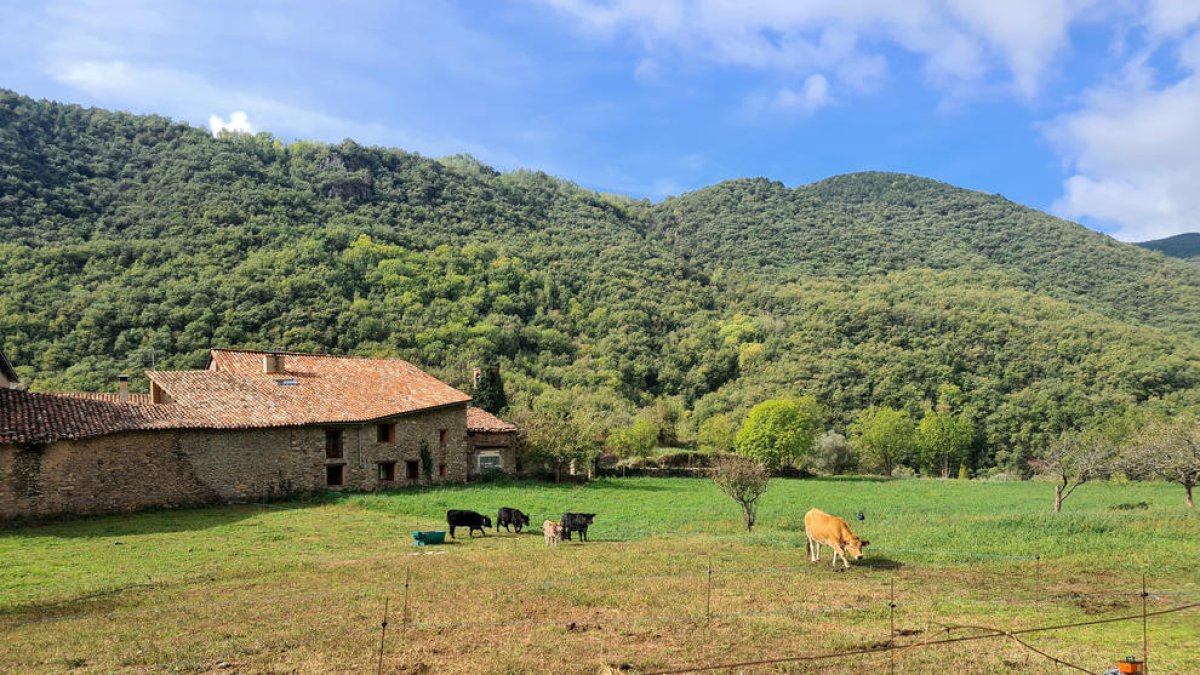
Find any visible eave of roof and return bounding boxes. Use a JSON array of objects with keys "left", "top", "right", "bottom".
[{"left": 0, "top": 349, "right": 17, "bottom": 384}]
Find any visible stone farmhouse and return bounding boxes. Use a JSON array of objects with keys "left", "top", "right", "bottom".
[{"left": 0, "top": 348, "right": 516, "bottom": 522}]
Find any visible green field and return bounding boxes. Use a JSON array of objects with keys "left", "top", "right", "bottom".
[{"left": 3, "top": 477, "right": 1198, "bottom": 673}]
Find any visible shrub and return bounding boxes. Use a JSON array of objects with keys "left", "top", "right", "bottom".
[{"left": 810, "top": 431, "right": 858, "bottom": 475}]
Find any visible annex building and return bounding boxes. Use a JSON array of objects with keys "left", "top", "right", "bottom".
[{"left": 0, "top": 348, "right": 516, "bottom": 522}]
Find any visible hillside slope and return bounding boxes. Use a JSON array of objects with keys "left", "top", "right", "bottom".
[
  {"left": 1, "top": 90, "right": 1198, "bottom": 468},
  {"left": 651, "top": 174, "right": 1200, "bottom": 337},
  {"left": 1138, "top": 232, "right": 1200, "bottom": 261}
]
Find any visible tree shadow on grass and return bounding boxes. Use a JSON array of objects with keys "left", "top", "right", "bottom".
[{"left": 0, "top": 502, "right": 298, "bottom": 539}]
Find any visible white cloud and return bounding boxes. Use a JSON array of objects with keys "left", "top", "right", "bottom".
[
  {"left": 775, "top": 74, "right": 833, "bottom": 114},
  {"left": 1048, "top": 30, "right": 1200, "bottom": 241},
  {"left": 209, "top": 111, "right": 254, "bottom": 136},
  {"left": 544, "top": 0, "right": 1096, "bottom": 98}
]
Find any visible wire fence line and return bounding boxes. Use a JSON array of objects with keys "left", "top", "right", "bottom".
[{"left": 638, "top": 602, "right": 1200, "bottom": 675}]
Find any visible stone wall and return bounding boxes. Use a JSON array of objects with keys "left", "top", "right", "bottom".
[
  {"left": 0, "top": 403, "right": 472, "bottom": 522},
  {"left": 467, "top": 430, "right": 518, "bottom": 477}
]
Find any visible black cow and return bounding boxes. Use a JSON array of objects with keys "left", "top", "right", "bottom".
[
  {"left": 446, "top": 510, "right": 492, "bottom": 538},
  {"left": 496, "top": 507, "right": 530, "bottom": 533},
  {"left": 561, "top": 513, "right": 596, "bottom": 542}
]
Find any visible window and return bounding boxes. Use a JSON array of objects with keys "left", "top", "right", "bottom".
[
  {"left": 405, "top": 460, "right": 420, "bottom": 481},
  {"left": 377, "top": 423, "right": 396, "bottom": 443},
  {"left": 439, "top": 429, "right": 448, "bottom": 445},
  {"left": 325, "top": 430, "right": 343, "bottom": 459},
  {"left": 438, "top": 463, "right": 447, "bottom": 478},
  {"left": 477, "top": 451, "right": 502, "bottom": 473},
  {"left": 378, "top": 462, "right": 396, "bottom": 481},
  {"left": 326, "top": 464, "right": 344, "bottom": 486}
]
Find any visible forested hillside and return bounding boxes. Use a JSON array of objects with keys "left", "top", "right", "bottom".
[
  {"left": 1138, "top": 233, "right": 1200, "bottom": 262},
  {"left": 2, "top": 90, "right": 1198, "bottom": 470}
]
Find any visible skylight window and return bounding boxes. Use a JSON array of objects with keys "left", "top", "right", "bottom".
[{"left": 276, "top": 379, "right": 299, "bottom": 386}]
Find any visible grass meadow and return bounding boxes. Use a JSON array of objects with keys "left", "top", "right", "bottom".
[{"left": 2, "top": 477, "right": 1198, "bottom": 673}]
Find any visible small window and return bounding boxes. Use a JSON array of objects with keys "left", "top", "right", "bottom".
[
  {"left": 377, "top": 423, "right": 396, "bottom": 443},
  {"left": 438, "top": 463, "right": 447, "bottom": 478},
  {"left": 405, "top": 460, "right": 420, "bottom": 481},
  {"left": 439, "top": 429, "right": 448, "bottom": 445},
  {"left": 326, "top": 464, "right": 344, "bottom": 486},
  {"left": 325, "top": 430, "right": 344, "bottom": 459},
  {"left": 378, "top": 462, "right": 396, "bottom": 481},
  {"left": 477, "top": 451, "right": 502, "bottom": 473}
]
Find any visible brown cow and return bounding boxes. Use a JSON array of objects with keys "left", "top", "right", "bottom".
[{"left": 804, "top": 508, "right": 869, "bottom": 568}]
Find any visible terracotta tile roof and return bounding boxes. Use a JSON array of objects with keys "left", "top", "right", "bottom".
[
  {"left": 52, "top": 391, "right": 153, "bottom": 405},
  {"left": 0, "top": 389, "right": 187, "bottom": 445},
  {"left": 467, "top": 407, "right": 517, "bottom": 433},
  {"left": 146, "top": 349, "right": 472, "bottom": 429},
  {"left": 1, "top": 349, "right": 475, "bottom": 444}
]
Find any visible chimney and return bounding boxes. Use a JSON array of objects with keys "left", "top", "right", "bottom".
[
  {"left": 472, "top": 367, "right": 482, "bottom": 387},
  {"left": 118, "top": 374, "right": 130, "bottom": 403},
  {"left": 263, "top": 352, "right": 284, "bottom": 374}
]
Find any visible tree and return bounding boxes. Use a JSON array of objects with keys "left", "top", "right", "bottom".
[
  {"left": 850, "top": 407, "right": 916, "bottom": 475},
  {"left": 606, "top": 415, "right": 659, "bottom": 460},
  {"left": 917, "top": 408, "right": 974, "bottom": 478},
  {"left": 734, "top": 397, "right": 824, "bottom": 470},
  {"left": 1126, "top": 415, "right": 1200, "bottom": 508},
  {"left": 810, "top": 431, "right": 858, "bottom": 475},
  {"left": 511, "top": 409, "right": 598, "bottom": 482},
  {"left": 697, "top": 413, "right": 736, "bottom": 455},
  {"left": 711, "top": 455, "right": 770, "bottom": 532},
  {"left": 472, "top": 364, "right": 507, "bottom": 414},
  {"left": 1035, "top": 429, "right": 1120, "bottom": 513}
]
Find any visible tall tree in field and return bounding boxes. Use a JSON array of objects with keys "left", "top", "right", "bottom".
[
  {"left": 1036, "top": 429, "right": 1119, "bottom": 512},
  {"left": 711, "top": 455, "right": 771, "bottom": 532},
  {"left": 1126, "top": 414, "right": 1200, "bottom": 508},
  {"left": 917, "top": 407, "right": 974, "bottom": 478},
  {"left": 734, "top": 397, "right": 824, "bottom": 470},
  {"left": 472, "top": 365, "right": 507, "bottom": 414},
  {"left": 851, "top": 406, "right": 916, "bottom": 475}
]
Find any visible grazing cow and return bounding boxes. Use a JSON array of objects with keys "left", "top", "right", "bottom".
[
  {"left": 543, "top": 520, "right": 564, "bottom": 546},
  {"left": 804, "top": 508, "right": 870, "bottom": 569},
  {"left": 446, "top": 510, "right": 492, "bottom": 539},
  {"left": 561, "top": 513, "right": 596, "bottom": 542},
  {"left": 496, "top": 507, "right": 531, "bottom": 533}
]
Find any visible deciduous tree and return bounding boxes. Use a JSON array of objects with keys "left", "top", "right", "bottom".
[
  {"left": 734, "top": 397, "right": 823, "bottom": 470},
  {"left": 711, "top": 455, "right": 770, "bottom": 532}
]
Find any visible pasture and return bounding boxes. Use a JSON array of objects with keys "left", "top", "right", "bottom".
[{"left": 2, "top": 477, "right": 1199, "bottom": 673}]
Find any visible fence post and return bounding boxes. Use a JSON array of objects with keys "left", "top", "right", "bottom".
[
  {"left": 1142, "top": 573, "right": 1149, "bottom": 674},
  {"left": 888, "top": 576, "right": 897, "bottom": 675},
  {"left": 377, "top": 597, "right": 390, "bottom": 675},
  {"left": 705, "top": 558, "right": 713, "bottom": 625},
  {"left": 402, "top": 567, "right": 411, "bottom": 638},
  {"left": 1035, "top": 553, "right": 1042, "bottom": 604}
]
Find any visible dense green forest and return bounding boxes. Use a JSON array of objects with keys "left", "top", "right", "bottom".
[
  {"left": 2, "top": 89, "right": 1198, "bottom": 472},
  {"left": 1138, "top": 233, "right": 1200, "bottom": 262}
]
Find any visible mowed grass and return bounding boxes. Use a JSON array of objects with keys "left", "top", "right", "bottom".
[{"left": 2, "top": 477, "right": 1198, "bottom": 674}]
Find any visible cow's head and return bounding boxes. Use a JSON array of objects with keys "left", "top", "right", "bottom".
[
  {"left": 580, "top": 513, "right": 596, "bottom": 525},
  {"left": 482, "top": 515, "right": 493, "bottom": 528},
  {"left": 518, "top": 512, "right": 530, "bottom": 526},
  {"left": 845, "top": 538, "right": 869, "bottom": 560}
]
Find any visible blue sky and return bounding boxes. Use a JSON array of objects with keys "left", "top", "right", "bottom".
[{"left": 2, "top": 1, "right": 1200, "bottom": 241}]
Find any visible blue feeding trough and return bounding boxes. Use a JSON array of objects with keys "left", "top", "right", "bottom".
[{"left": 412, "top": 531, "right": 447, "bottom": 546}]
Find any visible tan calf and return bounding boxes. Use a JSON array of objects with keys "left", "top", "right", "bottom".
[
  {"left": 804, "top": 508, "right": 869, "bottom": 568},
  {"left": 543, "top": 519, "right": 563, "bottom": 546}
]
